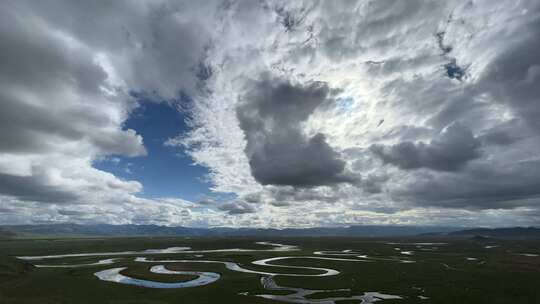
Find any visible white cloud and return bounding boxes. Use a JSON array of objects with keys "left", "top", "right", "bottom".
[
  {"left": 0, "top": 1, "right": 210, "bottom": 225},
  {"left": 1, "top": 0, "right": 540, "bottom": 228},
  {"left": 179, "top": 0, "right": 540, "bottom": 226}
]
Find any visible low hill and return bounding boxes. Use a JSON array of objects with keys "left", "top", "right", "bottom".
[
  {"left": 0, "top": 228, "right": 16, "bottom": 238},
  {"left": 449, "top": 227, "right": 540, "bottom": 239}
]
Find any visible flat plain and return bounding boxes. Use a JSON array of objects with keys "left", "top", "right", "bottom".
[{"left": 1, "top": 236, "right": 539, "bottom": 303}]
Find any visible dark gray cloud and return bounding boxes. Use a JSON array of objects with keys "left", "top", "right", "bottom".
[
  {"left": 478, "top": 119, "right": 526, "bottom": 146},
  {"left": 9, "top": 1, "right": 213, "bottom": 99},
  {"left": 0, "top": 8, "right": 145, "bottom": 157},
  {"left": 479, "top": 21, "right": 540, "bottom": 131},
  {"left": 57, "top": 209, "right": 88, "bottom": 216},
  {"left": 241, "top": 192, "right": 262, "bottom": 204},
  {"left": 361, "top": 174, "right": 389, "bottom": 194},
  {"left": 268, "top": 186, "right": 340, "bottom": 205},
  {"left": 237, "top": 76, "right": 357, "bottom": 187},
  {"left": 196, "top": 198, "right": 215, "bottom": 206},
  {"left": 218, "top": 201, "right": 256, "bottom": 215},
  {"left": 0, "top": 90, "right": 145, "bottom": 156},
  {"left": 395, "top": 6, "right": 540, "bottom": 211},
  {"left": 371, "top": 123, "right": 481, "bottom": 172},
  {"left": 0, "top": 173, "right": 78, "bottom": 203},
  {"left": 398, "top": 160, "right": 540, "bottom": 210}
]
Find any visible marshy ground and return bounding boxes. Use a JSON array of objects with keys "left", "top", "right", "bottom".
[{"left": 1, "top": 237, "right": 539, "bottom": 303}]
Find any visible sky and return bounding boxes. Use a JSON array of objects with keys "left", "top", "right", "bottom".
[{"left": 1, "top": 0, "right": 540, "bottom": 228}]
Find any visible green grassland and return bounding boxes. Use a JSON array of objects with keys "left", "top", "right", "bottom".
[{"left": 0, "top": 236, "right": 539, "bottom": 303}]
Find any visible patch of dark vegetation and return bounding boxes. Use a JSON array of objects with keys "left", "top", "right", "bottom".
[
  {"left": 0, "top": 228, "right": 16, "bottom": 239},
  {"left": 120, "top": 265, "right": 198, "bottom": 283},
  {"left": 0, "top": 256, "right": 33, "bottom": 277}
]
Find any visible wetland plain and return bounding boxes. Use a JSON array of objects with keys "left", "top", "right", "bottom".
[{"left": 1, "top": 236, "right": 540, "bottom": 303}]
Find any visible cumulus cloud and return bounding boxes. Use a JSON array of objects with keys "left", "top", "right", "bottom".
[
  {"left": 371, "top": 123, "right": 482, "bottom": 171},
  {"left": 178, "top": 0, "right": 540, "bottom": 226},
  {"left": 0, "top": 173, "right": 79, "bottom": 204},
  {"left": 2, "top": 0, "right": 540, "bottom": 228},
  {"left": 0, "top": 1, "right": 214, "bottom": 225},
  {"left": 218, "top": 201, "right": 257, "bottom": 215},
  {"left": 478, "top": 28, "right": 540, "bottom": 131},
  {"left": 237, "top": 77, "right": 357, "bottom": 187},
  {"left": 397, "top": 159, "right": 540, "bottom": 210},
  {"left": 0, "top": 2, "right": 149, "bottom": 205}
]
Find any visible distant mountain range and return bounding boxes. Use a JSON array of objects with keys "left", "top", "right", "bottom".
[
  {"left": 0, "top": 223, "right": 459, "bottom": 238},
  {"left": 1, "top": 224, "right": 538, "bottom": 239}
]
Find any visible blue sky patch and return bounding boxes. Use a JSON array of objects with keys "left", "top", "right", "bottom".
[{"left": 94, "top": 98, "right": 212, "bottom": 201}]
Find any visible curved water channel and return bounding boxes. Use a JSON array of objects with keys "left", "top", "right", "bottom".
[
  {"left": 134, "top": 255, "right": 360, "bottom": 277},
  {"left": 94, "top": 266, "right": 220, "bottom": 289},
  {"left": 19, "top": 242, "right": 406, "bottom": 303},
  {"left": 256, "top": 276, "right": 402, "bottom": 304}
]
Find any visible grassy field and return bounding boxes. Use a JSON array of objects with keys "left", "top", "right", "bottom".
[{"left": 0, "top": 236, "right": 539, "bottom": 303}]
